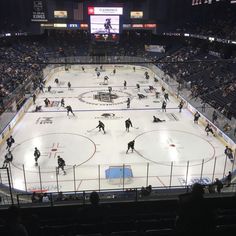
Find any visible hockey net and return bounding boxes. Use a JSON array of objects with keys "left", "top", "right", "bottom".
[{"left": 105, "top": 165, "right": 133, "bottom": 185}]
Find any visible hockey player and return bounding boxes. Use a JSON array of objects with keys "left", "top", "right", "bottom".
[
  {"left": 3, "top": 151, "right": 13, "bottom": 168},
  {"left": 178, "top": 100, "right": 184, "bottom": 113},
  {"left": 44, "top": 98, "right": 50, "bottom": 107},
  {"left": 34, "top": 147, "right": 41, "bottom": 166},
  {"left": 54, "top": 78, "right": 59, "bottom": 85},
  {"left": 32, "top": 94, "right": 36, "bottom": 104},
  {"left": 161, "top": 100, "right": 167, "bottom": 112},
  {"left": 100, "top": 65, "right": 103, "bottom": 70},
  {"left": 125, "top": 118, "right": 133, "bottom": 132},
  {"left": 48, "top": 85, "right": 52, "bottom": 93},
  {"left": 104, "top": 76, "right": 109, "bottom": 84},
  {"left": 61, "top": 98, "right": 65, "bottom": 107},
  {"left": 66, "top": 105, "right": 75, "bottom": 116},
  {"left": 205, "top": 123, "right": 215, "bottom": 136},
  {"left": 104, "top": 18, "right": 112, "bottom": 34},
  {"left": 224, "top": 146, "right": 234, "bottom": 161},
  {"left": 133, "top": 66, "right": 136, "bottom": 72},
  {"left": 164, "top": 92, "right": 169, "bottom": 102},
  {"left": 149, "top": 86, "right": 154, "bottom": 92},
  {"left": 124, "top": 80, "right": 127, "bottom": 89},
  {"left": 39, "top": 83, "right": 44, "bottom": 93},
  {"left": 144, "top": 71, "right": 149, "bottom": 80},
  {"left": 57, "top": 156, "right": 66, "bottom": 175},
  {"left": 113, "top": 68, "right": 116, "bottom": 75},
  {"left": 126, "top": 140, "right": 135, "bottom": 154},
  {"left": 108, "top": 86, "right": 112, "bottom": 94},
  {"left": 82, "top": 66, "right": 85, "bottom": 72},
  {"left": 136, "top": 84, "right": 140, "bottom": 91},
  {"left": 67, "top": 82, "right": 71, "bottom": 90},
  {"left": 194, "top": 111, "right": 201, "bottom": 124},
  {"left": 6, "top": 136, "right": 15, "bottom": 150},
  {"left": 97, "top": 71, "right": 100, "bottom": 79},
  {"left": 35, "top": 105, "right": 42, "bottom": 112},
  {"left": 127, "top": 98, "right": 131, "bottom": 108},
  {"left": 153, "top": 116, "right": 166, "bottom": 123},
  {"left": 138, "top": 93, "right": 147, "bottom": 99},
  {"left": 96, "top": 121, "right": 105, "bottom": 134}
]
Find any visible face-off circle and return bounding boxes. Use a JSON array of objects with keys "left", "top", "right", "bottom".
[
  {"left": 134, "top": 130, "right": 216, "bottom": 167},
  {"left": 78, "top": 89, "right": 133, "bottom": 106},
  {"left": 11, "top": 133, "right": 96, "bottom": 173}
]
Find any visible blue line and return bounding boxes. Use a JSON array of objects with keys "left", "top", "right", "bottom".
[
  {"left": 48, "top": 85, "right": 141, "bottom": 89},
  {"left": 26, "top": 107, "right": 182, "bottom": 113}
]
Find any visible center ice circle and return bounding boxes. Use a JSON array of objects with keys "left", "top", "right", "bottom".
[
  {"left": 135, "top": 130, "right": 215, "bottom": 166},
  {"left": 11, "top": 133, "right": 96, "bottom": 173},
  {"left": 78, "top": 89, "right": 133, "bottom": 105}
]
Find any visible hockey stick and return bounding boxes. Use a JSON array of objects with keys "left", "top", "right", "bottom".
[
  {"left": 133, "top": 126, "right": 139, "bottom": 129},
  {"left": 87, "top": 127, "right": 97, "bottom": 132}
]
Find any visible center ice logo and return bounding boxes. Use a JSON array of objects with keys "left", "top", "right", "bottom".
[{"left": 94, "top": 92, "right": 118, "bottom": 103}]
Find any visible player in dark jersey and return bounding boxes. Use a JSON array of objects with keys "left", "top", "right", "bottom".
[
  {"left": 194, "top": 111, "right": 201, "bottom": 124},
  {"left": 178, "top": 100, "right": 184, "bottom": 113},
  {"left": 6, "top": 136, "right": 15, "bottom": 150},
  {"left": 125, "top": 118, "right": 133, "bottom": 132},
  {"left": 57, "top": 156, "right": 66, "bottom": 175},
  {"left": 136, "top": 84, "right": 140, "bottom": 91},
  {"left": 44, "top": 98, "right": 50, "bottom": 107},
  {"left": 127, "top": 98, "right": 131, "bottom": 109},
  {"left": 161, "top": 100, "right": 167, "bottom": 112},
  {"left": 3, "top": 151, "right": 13, "bottom": 168},
  {"left": 61, "top": 98, "right": 65, "bottom": 107},
  {"left": 66, "top": 105, "right": 75, "bottom": 116},
  {"left": 126, "top": 140, "right": 135, "bottom": 154},
  {"left": 104, "top": 76, "right": 109, "bottom": 84},
  {"left": 68, "top": 82, "right": 71, "bottom": 90},
  {"left": 104, "top": 18, "right": 112, "bottom": 33},
  {"left": 224, "top": 146, "right": 234, "bottom": 161},
  {"left": 153, "top": 116, "right": 166, "bottom": 123},
  {"left": 205, "top": 123, "right": 215, "bottom": 136},
  {"left": 54, "top": 78, "right": 59, "bottom": 85},
  {"left": 34, "top": 147, "right": 41, "bottom": 166},
  {"left": 96, "top": 121, "right": 105, "bottom": 134},
  {"left": 124, "top": 80, "right": 127, "bottom": 89}
]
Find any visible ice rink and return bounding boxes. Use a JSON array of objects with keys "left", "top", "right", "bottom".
[{"left": 0, "top": 65, "right": 233, "bottom": 192}]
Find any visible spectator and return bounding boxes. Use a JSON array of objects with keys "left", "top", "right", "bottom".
[
  {"left": 225, "top": 171, "right": 232, "bottom": 187},
  {"left": 4, "top": 205, "right": 29, "bottom": 236},
  {"left": 89, "top": 191, "right": 100, "bottom": 206},
  {"left": 42, "top": 193, "right": 50, "bottom": 203},
  {"left": 31, "top": 192, "right": 40, "bottom": 203},
  {"left": 214, "top": 178, "right": 223, "bottom": 194},
  {"left": 175, "top": 183, "right": 216, "bottom": 235},
  {"left": 212, "top": 111, "right": 217, "bottom": 124}
]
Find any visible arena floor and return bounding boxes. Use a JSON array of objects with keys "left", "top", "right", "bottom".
[{"left": 0, "top": 65, "right": 233, "bottom": 192}]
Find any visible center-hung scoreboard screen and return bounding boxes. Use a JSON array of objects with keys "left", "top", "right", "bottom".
[
  {"left": 90, "top": 15, "right": 120, "bottom": 34},
  {"left": 88, "top": 6, "right": 123, "bottom": 41}
]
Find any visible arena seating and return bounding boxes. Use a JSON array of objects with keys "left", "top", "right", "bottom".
[
  {"left": 159, "top": 46, "right": 236, "bottom": 119},
  {"left": 173, "top": 4, "right": 236, "bottom": 40},
  {"left": 0, "top": 193, "right": 236, "bottom": 236}
]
